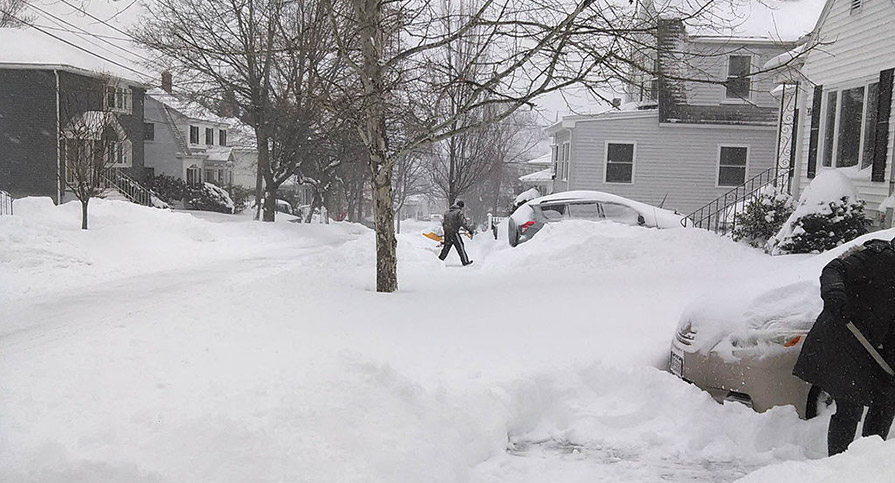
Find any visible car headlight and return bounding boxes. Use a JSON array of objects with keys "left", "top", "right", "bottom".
[{"left": 676, "top": 321, "right": 697, "bottom": 345}]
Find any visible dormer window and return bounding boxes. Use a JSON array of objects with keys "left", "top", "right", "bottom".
[{"left": 725, "top": 55, "right": 752, "bottom": 100}]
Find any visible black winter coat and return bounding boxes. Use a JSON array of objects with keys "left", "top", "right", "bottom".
[
  {"left": 793, "top": 239, "right": 895, "bottom": 406},
  {"left": 442, "top": 205, "right": 474, "bottom": 235}
]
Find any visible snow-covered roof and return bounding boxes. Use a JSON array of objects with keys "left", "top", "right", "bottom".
[
  {"left": 763, "top": 44, "right": 808, "bottom": 71},
  {"left": 520, "top": 168, "right": 554, "bottom": 182},
  {"left": 653, "top": 0, "right": 826, "bottom": 43},
  {"left": 0, "top": 26, "right": 149, "bottom": 86},
  {"left": 148, "top": 88, "right": 231, "bottom": 125},
  {"left": 206, "top": 147, "right": 233, "bottom": 163},
  {"left": 527, "top": 152, "right": 553, "bottom": 166}
]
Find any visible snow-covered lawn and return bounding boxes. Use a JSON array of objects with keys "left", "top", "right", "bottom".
[{"left": 0, "top": 199, "right": 891, "bottom": 482}]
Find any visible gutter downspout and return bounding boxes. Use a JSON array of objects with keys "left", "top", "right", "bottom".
[{"left": 55, "top": 69, "right": 62, "bottom": 204}]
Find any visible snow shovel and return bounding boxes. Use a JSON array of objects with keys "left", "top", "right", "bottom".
[{"left": 846, "top": 322, "right": 895, "bottom": 377}]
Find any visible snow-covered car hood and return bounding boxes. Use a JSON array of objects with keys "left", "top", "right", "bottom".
[{"left": 678, "top": 229, "right": 895, "bottom": 357}]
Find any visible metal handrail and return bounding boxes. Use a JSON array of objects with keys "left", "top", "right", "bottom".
[
  {"left": 100, "top": 168, "right": 153, "bottom": 206},
  {"left": 0, "top": 190, "right": 13, "bottom": 215},
  {"left": 686, "top": 166, "right": 791, "bottom": 235}
]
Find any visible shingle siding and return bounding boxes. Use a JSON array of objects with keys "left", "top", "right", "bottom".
[{"left": 0, "top": 69, "right": 59, "bottom": 200}]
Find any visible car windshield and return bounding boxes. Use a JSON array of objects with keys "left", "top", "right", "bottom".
[
  {"left": 567, "top": 202, "right": 602, "bottom": 220},
  {"left": 539, "top": 203, "right": 565, "bottom": 221}
]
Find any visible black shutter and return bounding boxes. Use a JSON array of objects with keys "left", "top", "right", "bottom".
[
  {"left": 871, "top": 69, "right": 894, "bottom": 182},
  {"left": 807, "top": 85, "right": 823, "bottom": 179}
]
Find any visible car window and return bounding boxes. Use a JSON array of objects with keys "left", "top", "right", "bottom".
[
  {"left": 602, "top": 202, "right": 643, "bottom": 225},
  {"left": 567, "top": 202, "right": 602, "bottom": 220},
  {"left": 539, "top": 203, "right": 566, "bottom": 221}
]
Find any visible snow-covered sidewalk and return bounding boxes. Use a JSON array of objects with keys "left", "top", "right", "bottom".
[{"left": 0, "top": 200, "right": 888, "bottom": 482}]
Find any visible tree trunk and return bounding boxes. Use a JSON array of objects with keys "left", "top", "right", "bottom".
[
  {"left": 263, "top": 184, "right": 277, "bottom": 222},
  {"left": 80, "top": 198, "right": 89, "bottom": 230},
  {"left": 372, "top": 173, "right": 397, "bottom": 292}
]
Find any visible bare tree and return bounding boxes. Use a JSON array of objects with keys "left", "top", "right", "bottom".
[
  {"left": 0, "top": 0, "right": 34, "bottom": 27},
  {"left": 393, "top": 150, "right": 427, "bottom": 233},
  {"left": 60, "top": 76, "right": 130, "bottom": 230},
  {"left": 137, "top": 0, "right": 341, "bottom": 222}
]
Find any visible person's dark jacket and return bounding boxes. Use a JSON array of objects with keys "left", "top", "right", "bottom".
[
  {"left": 443, "top": 204, "right": 475, "bottom": 235},
  {"left": 793, "top": 239, "right": 895, "bottom": 406}
]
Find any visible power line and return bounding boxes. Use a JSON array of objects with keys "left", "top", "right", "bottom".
[
  {"left": 0, "top": 6, "right": 156, "bottom": 82},
  {"left": 27, "top": 2, "right": 155, "bottom": 64},
  {"left": 52, "top": 0, "right": 141, "bottom": 44}
]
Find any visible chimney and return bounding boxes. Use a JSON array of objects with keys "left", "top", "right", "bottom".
[{"left": 161, "top": 71, "right": 173, "bottom": 93}]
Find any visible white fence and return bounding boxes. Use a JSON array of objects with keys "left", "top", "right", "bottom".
[{"left": 0, "top": 190, "right": 12, "bottom": 215}]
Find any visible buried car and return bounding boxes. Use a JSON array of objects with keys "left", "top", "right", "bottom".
[
  {"left": 507, "top": 190, "right": 690, "bottom": 247},
  {"left": 669, "top": 231, "right": 895, "bottom": 419}
]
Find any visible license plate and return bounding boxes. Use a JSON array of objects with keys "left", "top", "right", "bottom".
[{"left": 670, "top": 350, "right": 684, "bottom": 378}]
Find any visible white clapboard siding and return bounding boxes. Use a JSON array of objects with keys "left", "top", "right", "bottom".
[
  {"left": 562, "top": 111, "right": 777, "bottom": 215},
  {"left": 794, "top": 0, "right": 895, "bottom": 218}
]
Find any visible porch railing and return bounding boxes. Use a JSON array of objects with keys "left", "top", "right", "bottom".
[
  {"left": 100, "top": 168, "right": 153, "bottom": 206},
  {"left": 686, "top": 166, "right": 791, "bottom": 235},
  {"left": 0, "top": 190, "right": 12, "bottom": 215}
]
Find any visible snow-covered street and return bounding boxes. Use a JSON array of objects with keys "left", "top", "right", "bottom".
[{"left": 1, "top": 200, "right": 892, "bottom": 482}]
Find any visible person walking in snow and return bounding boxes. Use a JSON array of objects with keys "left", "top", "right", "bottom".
[
  {"left": 438, "top": 200, "right": 475, "bottom": 266},
  {"left": 793, "top": 238, "right": 895, "bottom": 456}
]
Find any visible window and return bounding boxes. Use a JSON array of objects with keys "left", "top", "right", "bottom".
[
  {"left": 186, "top": 165, "right": 201, "bottom": 185},
  {"left": 568, "top": 202, "right": 601, "bottom": 219},
  {"left": 190, "top": 125, "right": 199, "bottom": 144},
  {"left": 725, "top": 55, "right": 752, "bottom": 100},
  {"left": 561, "top": 142, "right": 570, "bottom": 181},
  {"left": 821, "top": 83, "right": 880, "bottom": 168},
  {"left": 605, "top": 142, "right": 634, "bottom": 184},
  {"left": 104, "top": 86, "right": 131, "bottom": 112},
  {"left": 718, "top": 146, "right": 748, "bottom": 186},
  {"left": 144, "top": 122, "right": 155, "bottom": 141},
  {"left": 602, "top": 203, "right": 643, "bottom": 225},
  {"left": 219, "top": 130, "right": 227, "bottom": 147},
  {"left": 539, "top": 203, "right": 566, "bottom": 221},
  {"left": 205, "top": 128, "right": 214, "bottom": 145},
  {"left": 551, "top": 144, "right": 558, "bottom": 179}
]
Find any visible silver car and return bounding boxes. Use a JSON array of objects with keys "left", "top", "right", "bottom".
[
  {"left": 668, "top": 233, "right": 895, "bottom": 419},
  {"left": 507, "top": 190, "right": 690, "bottom": 247}
]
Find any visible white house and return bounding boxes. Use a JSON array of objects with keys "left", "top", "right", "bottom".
[
  {"left": 786, "top": 0, "right": 895, "bottom": 226},
  {"left": 143, "top": 81, "right": 236, "bottom": 186}
]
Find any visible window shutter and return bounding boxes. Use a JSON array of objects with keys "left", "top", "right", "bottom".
[
  {"left": 807, "top": 85, "right": 823, "bottom": 179},
  {"left": 871, "top": 69, "right": 894, "bottom": 182}
]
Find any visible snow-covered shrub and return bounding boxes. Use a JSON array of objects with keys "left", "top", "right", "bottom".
[
  {"left": 147, "top": 174, "right": 186, "bottom": 205},
  {"left": 227, "top": 185, "right": 253, "bottom": 213},
  {"left": 776, "top": 196, "right": 869, "bottom": 254},
  {"left": 769, "top": 170, "right": 869, "bottom": 255},
  {"left": 186, "top": 183, "right": 235, "bottom": 214},
  {"left": 731, "top": 191, "right": 795, "bottom": 249}
]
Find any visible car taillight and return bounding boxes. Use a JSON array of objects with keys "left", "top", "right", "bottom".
[{"left": 520, "top": 221, "right": 536, "bottom": 233}]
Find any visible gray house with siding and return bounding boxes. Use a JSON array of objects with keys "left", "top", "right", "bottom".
[
  {"left": 0, "top": 28, "right": 148, "bottom": 204},
  {"left": 785, "top": 0, "right": 895, "bottom": 225},
  {"left": 545, "top": 1, "right": 824, "bottom": 216}
]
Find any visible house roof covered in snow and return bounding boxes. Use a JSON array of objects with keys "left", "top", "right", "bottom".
[
  {"left": 520, "top": 168, "right": 554, "bottom": 183},
  {"left": 148, "top": 88, "right": 231, "bottom": 126},
  {"left": 0, "top": 26, "right": 150, "bottom": 86},
  {"left": 652, "top": 0, "right": 827, "bottom": 43},
  {"left": 527, "top": 152, "right": 553, "bottom": 166}
]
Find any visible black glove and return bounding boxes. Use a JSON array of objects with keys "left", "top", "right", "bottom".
[{"left": 823, "top": 291, "right": 848, "bottom": 318}]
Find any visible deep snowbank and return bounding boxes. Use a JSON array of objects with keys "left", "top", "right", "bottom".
[{"left": 2, "top": 201, "right": 890, "bottom": 482}]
